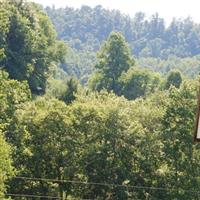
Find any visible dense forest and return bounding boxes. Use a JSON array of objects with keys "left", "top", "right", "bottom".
[
  {"left": 46, "top": 6, "right": 200, "bottom": 58},
  {"left": 46, "top": 6, "right": 200, "bottom": 82},
  {"left": 1, "top": 0, "right": 200, "bottom": 200}
]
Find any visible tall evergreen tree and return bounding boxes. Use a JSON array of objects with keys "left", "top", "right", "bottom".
[{"left": 89, "top": 32, "right": 134, "bottom": 94}]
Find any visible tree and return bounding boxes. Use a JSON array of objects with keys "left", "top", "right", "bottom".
[
  {"left": 0, "top": 0, "right": 67, "bottom": 94},
  {"left": 119, "top": 67, "right": 161, "bottom": 100},
  {"left": 0, "top": 71, "right": 30, "bottom": 199},
  {"left": 9, "top": 98, "right": 80, "bottom": 199},
  {"left": 69, "top": 92, "right": 140, "bottom": 199},
  {"left": 0, "top": 71, "right": 31, "bottom": 133},
  {"left": 62, "top": 77, "right": 78, "bottom": 104},
  {"left": 9, "top": 90, "right": 166, "bottom": 199},
  {"left": 164, "top": 70, "right": 182, "bottom": 89},
  {"left": 0, "top": 131, "right": 14, "bottom": 199},
  {"left": 127, "top": 90, "right": 168, "bottom": 199},
  {"left": 160, "top": 82, "right": 199, "bottom": 199},
  {"left": 89, "top": 32, "right": 134, "bottom": 94},
  {"left": 46, "top": 75, "right": 78, "bottom": 104}
]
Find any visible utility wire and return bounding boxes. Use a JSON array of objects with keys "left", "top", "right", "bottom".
[
  {"left": 5, "top": 193, "right": 60, "bottom": 199},
  {"left": 12, "top": 176, "right": 200, "bottom": 194},
  {"left": 0, "top": 194, "right": 171, "bottom": 200},
  {"left": 4, "top": 193, "right": 93, "bottom": 200}
]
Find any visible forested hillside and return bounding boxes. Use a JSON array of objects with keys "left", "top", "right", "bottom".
[
  {"left": 1, "top": 1, "right": 200, "bottom": 200},
  {"left": 46, "top": 6, "right": 200, "bottom": 58},
  {"left": 45, "top": 6, "right": 200, "bottom": 81}
]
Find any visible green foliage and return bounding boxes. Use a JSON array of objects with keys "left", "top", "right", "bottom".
[
  {"left": 46, "top": 7, "right": 200, "bottom": 58},
  {"left": 164, "top": 70, "right": 183, "bottom": 89},
  {"left": 45, "top": 65, "right": 69, "bottom": 100},
  {"left": 89, "top": 33, "right": 161, "bottom": 100},
  {"left": 89, "top": 32, "right": 134, "bottom": 94},
  {"left": 0, "top": 0, "right": 67, "bottom": 93},
  {"left": 46, "top": 77, "right": 68, "bottom": 99},
  {"left": 71, "top": 92, "right": 140, "bottom": 199},
  {"left": 0, "top": 131, "right": 14, "bottom": 199},
  {"left": 9, "top": 97, "right": 79, "bottom": 198},
  {"left": 159, "top": 82, "right": 198, "bottom": 199},
  {"left": 0, "top": 70, "right": 31, "bottom": 131},
  {"left": 6, "top": 78, "right": 200, "bottom": 199},
  {"left": 45, "top": 6, "right": 200, "bottom": 82},
  {"left": 46, "top": 73, "right": 78, "bottom": 104},
  {"left": 62, "top": 77, "right": 78, "bottom": 104},
  {"left": 62, "top": 46, "right": 96, "bottom": 84},
  {"left": 136, "top": 55, "right": 200, "bottom": 78},
  {"left": 0, "top": 70, "right": 30, "bottom": 198},
  {"left": 119, "top": 67, "right": 161, "bottom": 100},
  {"left": 88, "top": 72, "right": 105, "bottom": 91},
  {"left": 2, "top": 2, "right": 200, "bottom": 200}
]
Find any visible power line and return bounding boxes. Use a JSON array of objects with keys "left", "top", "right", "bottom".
[
  {"left": 2, "top": 193, "right": 150, "bottom": 200},
  {"left": 5, "top": 193, "right": 60, "bottom": 199},
  {"left": 4, "top": 193, "right": 93, "bottom": 200},
  {"left": 13, "top": 176, "right": 200, "bottom": 194}
]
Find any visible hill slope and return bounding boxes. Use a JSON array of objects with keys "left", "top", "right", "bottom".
[{"left": 45, "top": 5, "right": 200, "bottom": 81}]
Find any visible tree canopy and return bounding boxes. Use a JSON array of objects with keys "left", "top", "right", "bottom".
[
  {"left": 89, "top": 32, "right": 134, "bottom": 94},
  {"left": 0, "top": 131, "right": 13, "bottom": 199},
  {"left": 1, "top": 1, "right": 200, "bottom": 200},
  {"left": 0, "top": 0, "right": 67, "bottom": 93},
  {"left": 46, "top": 6, "right": 200, "bottom": 82}
]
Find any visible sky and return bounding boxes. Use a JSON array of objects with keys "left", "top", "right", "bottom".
[{"left": 31, "top": 0, "right": 200, "bottom": 25}]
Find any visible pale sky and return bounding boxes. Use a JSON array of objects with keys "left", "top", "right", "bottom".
[{"left": 31, "top": 0, "right": 200, "bottom": 25}]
